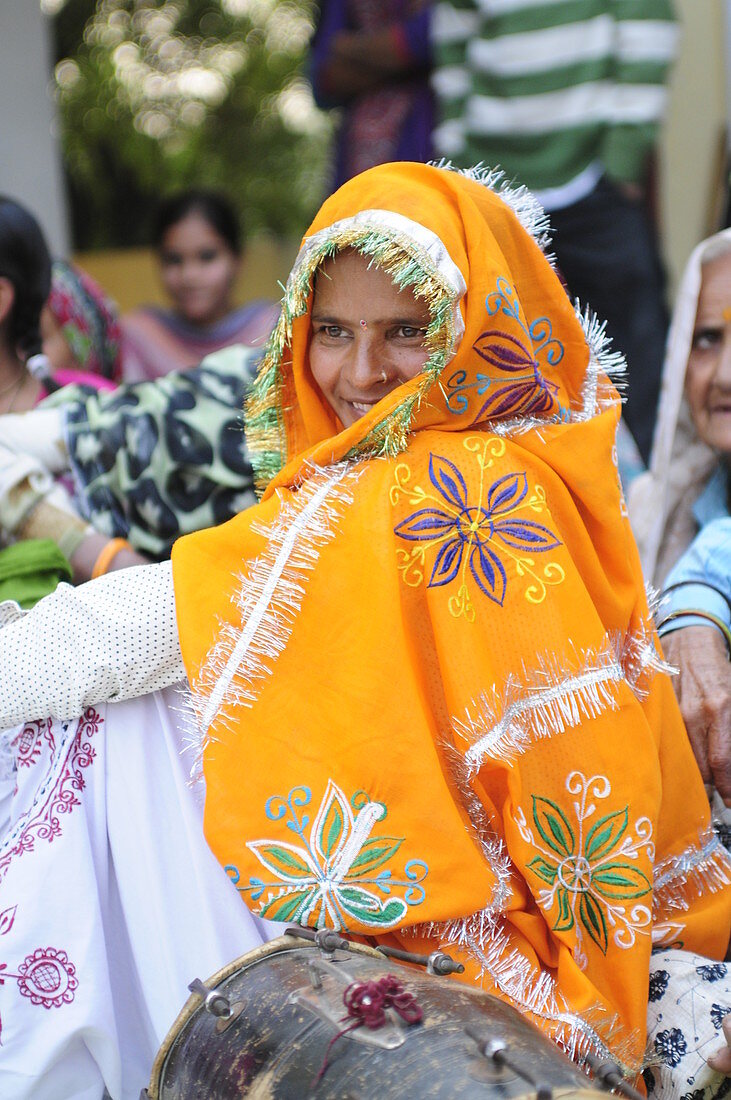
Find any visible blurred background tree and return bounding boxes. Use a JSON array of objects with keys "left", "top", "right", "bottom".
[{"left": 45, "top": 0, "right": 333, "bottom": 249}]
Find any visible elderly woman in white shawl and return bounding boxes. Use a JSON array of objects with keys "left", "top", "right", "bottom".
[{"left": 629, "top": 230, "right": 731, "bottom": 807}]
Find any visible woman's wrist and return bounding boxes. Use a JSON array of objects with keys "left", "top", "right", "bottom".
[
  {"left": 657, "top": 609, "right": 731, "bottom": 655},
  {"left": 16, "top": 497, "right": 91, "bottom": 555},
  {"left": 69, "top": 532, "right": 148, "bottom": 583},
  {"left": 91, "top": 537, "right": 133, "bottom": 579}
]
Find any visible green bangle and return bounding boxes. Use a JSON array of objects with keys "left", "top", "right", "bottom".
[{"left": 657, "top": 609, "right": 731, "bottom": 657}]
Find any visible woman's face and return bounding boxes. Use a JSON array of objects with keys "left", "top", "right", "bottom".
[
  {"left": 686, "top": 253, "right": 731, "bottom": 455},
  {"left": 309, "top": 250, "right": 431, "bottom": 429},
  {"left": 40, "top": 305, "right": 79, "bottom": 372},
  {"left": 158, "top": 213, "right": 240, "bottom": 326}
]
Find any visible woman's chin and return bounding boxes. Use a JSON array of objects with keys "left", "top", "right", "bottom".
[
  {"left": 700, "top": 414, "right": 731, "bottom": 456},
  {"left": 175, "top": 303, "right": 223, "bottom": 327}
]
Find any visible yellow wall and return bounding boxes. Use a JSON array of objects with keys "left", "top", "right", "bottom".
[
  {"left": 74, "top": 234, "right": 299, "bottom": 314},
  {"left": 661, "top": 0, "right": 727, "bottom": 289}
]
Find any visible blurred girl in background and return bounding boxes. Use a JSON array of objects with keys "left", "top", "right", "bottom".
[{"left": 121, "top": 189, "right": 279, "bottom": 381}]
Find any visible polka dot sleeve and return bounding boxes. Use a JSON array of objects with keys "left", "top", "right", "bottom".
[{"left": 0, "top": 560, "right": 186, "bottom": 728}]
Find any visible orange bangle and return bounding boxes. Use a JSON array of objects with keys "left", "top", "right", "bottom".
[{"left": 91, "top": 537, "right": 132, "bottom": 579}]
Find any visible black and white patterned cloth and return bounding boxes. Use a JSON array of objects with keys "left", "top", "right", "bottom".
[
  {"left": 47, "top": 345, "right": 262, "bottom": 559},
  {"left": 646, "top": 950, "right": 730, "bottom": 1100}
]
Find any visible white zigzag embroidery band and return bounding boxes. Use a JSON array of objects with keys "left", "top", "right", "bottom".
[
  {"left": 653, "top": 827, "right": 731, "bottom": 916},
  {"left": 456, "top": 628, "right": 669, "bottom": 774}
]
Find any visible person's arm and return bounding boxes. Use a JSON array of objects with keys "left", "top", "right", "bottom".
[
  {"left": 430, "top": 0, "right": 478, "bottom": 158},
  {"left": 0, "top": 438, "right": 149, "bottom": 582},
  {"left": 658, "top": 517, "right": 731, "bottom": 641},
  {"left": 708, "top": 1016, "right": 731, "bottom": 1075},
  {"left": 311, "top": 0, "right": 431, "bottom": 104},
  {"left": 0, "top": 560, "right": 185, "bottom": 729},
  {"left": 658, "top": 518, "right": 731, "bottom": 804},
  {"left": 603, "top": 1, "right": 679, "bottom": 192},
  {"left": 661, "top": 627, "right": 730, "bottom": 804}
]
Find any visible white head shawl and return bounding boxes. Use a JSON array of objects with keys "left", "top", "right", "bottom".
[{"left": 628, "top": 228, "right": 731, "bottom": 586}]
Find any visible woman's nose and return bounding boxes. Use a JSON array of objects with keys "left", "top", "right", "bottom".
[
  {"left": 718, "top": 333, "right": 731, "bottom": 384},
  {"left": 346, "top": 336, "right": 383, "bottom": 388}
]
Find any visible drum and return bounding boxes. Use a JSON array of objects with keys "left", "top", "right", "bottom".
[{"left": 143, "top": 930, "right": 606, "bottom": 1100}]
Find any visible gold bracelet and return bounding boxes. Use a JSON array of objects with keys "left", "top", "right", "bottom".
[
  {"left": 91, "top": 537, "right": 132, "bottom": 579},
  {"left": 657, "top": 609, "right": 731, "bottom": 656}
]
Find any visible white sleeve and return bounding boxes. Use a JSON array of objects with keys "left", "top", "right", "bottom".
[{"left": 0, "top": 559, "right": 186, "bottom": 728}]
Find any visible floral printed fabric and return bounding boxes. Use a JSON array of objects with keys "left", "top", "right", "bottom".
[
  {"left": 0, "top": 687, "right": 274, "bottom": 1098},
  {"left": 46, "top": 345, "right": 262, "bottom": 558},
  {"left": 646, "top": 950, "right": 730, "bottom": 1100}
]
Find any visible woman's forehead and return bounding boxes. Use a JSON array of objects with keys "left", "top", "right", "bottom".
[
  {"left": 312, "top": 249, "right": 426, "bottom": 313},
  {"left": 698, "top": 254, "right": 731, "bottom": 310}
]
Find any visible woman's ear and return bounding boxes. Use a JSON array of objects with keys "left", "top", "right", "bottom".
[{"left": 0, "top": 277, "right": 16, "bottom": 330}]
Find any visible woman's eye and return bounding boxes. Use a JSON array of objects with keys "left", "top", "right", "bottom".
[
  {"left": 692, "top": 326, "right": 723, "bottom": 350},
  {"left": 316, "top": 325, "right": 347, "bottom": 339},
  {"left": 392, "top": 325, "right": 426, "bottom": 340},
  {"left": 198, "top": 249, "right": 219, "bottom": 263}
]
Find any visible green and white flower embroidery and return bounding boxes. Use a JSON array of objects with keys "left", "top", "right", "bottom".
[
  {"left": 234, "top": 780, "right": 429, "bottom": 931},
  {"left": 517, "top": 771, "right": 653, "bottom": 968}
]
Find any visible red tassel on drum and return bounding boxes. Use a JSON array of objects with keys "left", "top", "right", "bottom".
[{"left": 313, "top": 975, "right": 423, "bottom": 1087}]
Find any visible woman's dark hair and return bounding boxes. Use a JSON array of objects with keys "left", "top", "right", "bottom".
[
  {"left": 0, "top": 196, "right": 52, "bottom": 357},
  {"left": 153, "top": 189, "right": 242, "bottom": 255}
]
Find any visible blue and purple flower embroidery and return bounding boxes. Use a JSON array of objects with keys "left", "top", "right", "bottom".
[
  {"left": 445, "top": 277, "right": 569, "bottom": 424},
  {"left": 393, "top": 445, "right": 564, "bottom": 615}
]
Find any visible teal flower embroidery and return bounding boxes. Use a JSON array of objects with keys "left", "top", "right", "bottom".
[
  {"left": 236, "top": 781, "right": 428, "bottom": 931},
  {"left": 517, "top": 772, "right": 653, "bottom": 967}
]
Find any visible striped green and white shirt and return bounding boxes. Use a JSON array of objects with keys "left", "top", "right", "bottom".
[{"left": 432, "top": 0, "right": 678, "bottom": 199}]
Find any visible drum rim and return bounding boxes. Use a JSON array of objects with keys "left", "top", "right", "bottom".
[{"left": 145, "top": 932, "right": 388, "bottom": 1097}]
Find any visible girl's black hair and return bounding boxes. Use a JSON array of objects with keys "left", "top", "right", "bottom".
[
  {"left": 0, "top": 196, "right": 52, "bottom": 358},
  {"left": 153, "top": 189, "right": 242, "bottom": 255}
]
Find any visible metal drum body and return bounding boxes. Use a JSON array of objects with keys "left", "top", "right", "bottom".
[{"left": 145, "top": 935, "right": 600, "bottom": 1100}]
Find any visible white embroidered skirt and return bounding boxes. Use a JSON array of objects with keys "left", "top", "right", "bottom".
[
  {"left": 0, "top": 686, "right": 277, "bottom": 1100},
  {"left": 0, "top": 691, "right": 727, "bottom": 1098}
]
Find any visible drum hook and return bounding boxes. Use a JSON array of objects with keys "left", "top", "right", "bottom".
[
  {"left": 188, "top": 977, "right": 232, "bottom": 1019},
  {"left": 467, "top": 1027, "right": 554, "bottom": 1100}
]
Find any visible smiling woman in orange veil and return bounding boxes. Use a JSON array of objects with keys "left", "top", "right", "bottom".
[
  {"left": 0, "top": 163, "right": 729, "bottom": 1098},
  {"left": 173, "top": 163, "right": 730, "bottom": 1082}
]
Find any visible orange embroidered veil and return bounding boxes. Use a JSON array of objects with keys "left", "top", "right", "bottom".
[{"left": 172, "top": 163, "right": 730, "bottom": 1075}]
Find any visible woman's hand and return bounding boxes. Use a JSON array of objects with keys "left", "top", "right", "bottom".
[
  {"left": 0, "top": 407, "right": 68, "bottom": 472},
  {"left": 662, "top": 626, "right": 731, "bottom": 805},
  {"left": 708, "top": 1015, "right": 731, "bottom": 1075}
]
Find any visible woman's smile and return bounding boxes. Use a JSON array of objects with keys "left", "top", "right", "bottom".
[{"left": 309, "top": 250, "right": 432, "bottom": 428}]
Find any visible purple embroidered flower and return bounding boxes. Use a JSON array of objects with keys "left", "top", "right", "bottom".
[
  {"left": 654, "top": 1028, "right": 687, "bottom": 1068},
  {"left": 470, "top": 329, "right": 560, "bottom": 420},
  {"left": 649, "top": 969, "right": 670, "bottom": 1002},
  {"left": 711, "top": 1004, "right": 730, "bottom": 1031},
  {"left": 394, "top": 454, "right": 561, "bottom": 607},
  {"left": 696, "top": 963, "right": 727, "bottom": 982},
  {"left": 443, "top": 277, "right": 567, "bottom": 424}
]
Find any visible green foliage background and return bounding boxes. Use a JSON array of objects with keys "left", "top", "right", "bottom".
[{"left": 51, "top": 0, "right": 334, "bottom": 249}]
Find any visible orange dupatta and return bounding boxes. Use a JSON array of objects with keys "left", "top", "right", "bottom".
[{"left": 173, "top": 163, "right": 730, "bottom": 1074}]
